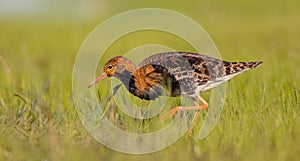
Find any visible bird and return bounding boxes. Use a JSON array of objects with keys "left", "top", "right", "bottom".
[{"left": 88, "top": 51, "right": 262, "bottom": 132}]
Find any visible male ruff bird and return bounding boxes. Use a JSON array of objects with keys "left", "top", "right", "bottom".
[{"left": 88, "top": 52, "right": 262, "bottom": 132}]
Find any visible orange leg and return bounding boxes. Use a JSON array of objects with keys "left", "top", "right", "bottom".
[{"left": 163, "top": 95, "right": 209, "bottom": 132}]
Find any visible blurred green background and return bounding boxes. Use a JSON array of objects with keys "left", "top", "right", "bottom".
[{"left": 0, "top": 0, "right": 299, "bottom": 161}]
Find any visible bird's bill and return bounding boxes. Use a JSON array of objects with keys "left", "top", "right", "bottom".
[{"left": 88, "top": 72, "right": 107, "bottom": 88}]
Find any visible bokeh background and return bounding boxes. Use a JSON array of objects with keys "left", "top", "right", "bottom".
[{"left": 0, "top": 0, "right": 299, "bottom": 161}]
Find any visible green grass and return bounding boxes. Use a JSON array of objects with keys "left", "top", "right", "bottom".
[{"left": 1, "top": 1, "right": 300, "bottom": 160}]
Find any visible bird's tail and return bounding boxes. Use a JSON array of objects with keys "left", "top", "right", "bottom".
[
  {"left": 243, "top": 61, "right": 263, "bottom": 69},
  {"left": 224, "top": 61, "right": 263, "bottom": 75}
]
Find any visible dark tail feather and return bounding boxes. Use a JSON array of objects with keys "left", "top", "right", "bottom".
[
  {"left": 245, "top": 61, "right": 263, "bottom": 69},
  {"left": 224, "top": 61, "right": 263, "bottom": 75}
]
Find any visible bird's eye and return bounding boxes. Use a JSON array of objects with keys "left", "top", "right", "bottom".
[{"left": 108, "top": 65, "right": 113, "bottom": 69}]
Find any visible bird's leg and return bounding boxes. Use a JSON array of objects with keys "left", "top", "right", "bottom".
[
  {"left": 164, "top": 95, "right": 208, "bottom": 119},
  {"left": 188, "top": 111, "right": 199, "bottom": 134},
  {"left": 163, "top": 95, "right": 209, "bottom": 132}
]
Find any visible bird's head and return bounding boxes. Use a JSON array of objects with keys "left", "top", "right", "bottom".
[{"left": 88, "top": 56, "right": 136, "bottom": 88}]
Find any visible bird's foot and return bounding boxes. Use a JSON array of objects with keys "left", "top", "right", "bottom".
[{"left": 162, "top": 106, "right": 181, "bottom": 121}]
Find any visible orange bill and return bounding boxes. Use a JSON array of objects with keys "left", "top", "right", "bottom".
[{"left": 88, "top": 72, "right": 107, "bottom": 88}]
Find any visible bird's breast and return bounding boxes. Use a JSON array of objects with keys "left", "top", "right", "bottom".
[{"left": 128, "top": 64, "right": 183, "bottom": 100}]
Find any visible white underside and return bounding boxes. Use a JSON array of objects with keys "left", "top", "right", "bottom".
[{"left": 196, "top": 69, "right": 250, "bottom": 93}]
